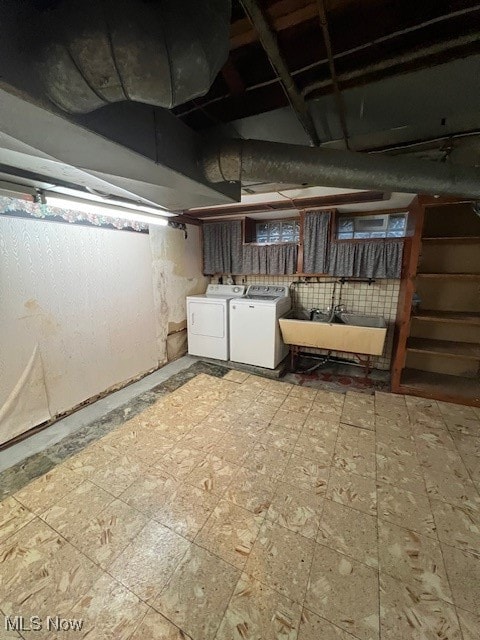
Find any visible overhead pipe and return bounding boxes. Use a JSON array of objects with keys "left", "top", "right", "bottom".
[
  {"left": 202, "top": 139, "right": 480, "bottom": 198},
  {"left": 239, "top": 0, "right": 320, "bottom": 147}
]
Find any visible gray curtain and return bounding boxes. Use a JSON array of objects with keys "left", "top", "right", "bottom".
[
  {"left": 242, "top": 243, "right": 298, "bottom": 275},
  {"left": 203, "top": 221, "right": 243, "bottom": 274},
  {"left": 328, "top": 240, "right": 403, "bottom": 278},
  {"left": 303, "top": 211, "right": 331, "bottom": 274}
]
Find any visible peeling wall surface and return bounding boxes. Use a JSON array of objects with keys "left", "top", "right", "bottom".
[
  {"left": 150, "top": 224, "right": 208, "bottom": 362},
  {"left": 0, "top": 217, "right": 161, "bottom": 444}
]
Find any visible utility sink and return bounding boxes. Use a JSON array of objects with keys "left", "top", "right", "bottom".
[{"left": 279, "top": 311, "right": 387, "bottom": 356}]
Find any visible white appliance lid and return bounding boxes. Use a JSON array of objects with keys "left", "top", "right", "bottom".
[{"left": 205, "top": 284, "right": 246, "bottom": 298}]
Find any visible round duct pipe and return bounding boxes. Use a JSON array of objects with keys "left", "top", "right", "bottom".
[
  {"left": 202, "top": 139, "right": 480, "bottom": 199},
  {"left": 32, "top": 0, "right": 231, "bottom": 114}
]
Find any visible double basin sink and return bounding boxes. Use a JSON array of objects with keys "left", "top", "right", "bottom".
[{"left": 279, "top": 310, "right": 387, "bottom": 356}]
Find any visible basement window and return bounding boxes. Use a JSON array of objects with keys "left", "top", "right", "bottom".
[
  {"left": 337, "top": 213, "right": 407, "bottom": 240},
  {"left": 255, "top": 219, "right": 300, "bottom": 244}
]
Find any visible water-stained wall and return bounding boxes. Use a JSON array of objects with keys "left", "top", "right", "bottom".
[
  {"left": 150, "top": 224, "right": 208, "bottom": 363},
  {"left": 0, "top": 217, "right": 207, "bottom": 444}
]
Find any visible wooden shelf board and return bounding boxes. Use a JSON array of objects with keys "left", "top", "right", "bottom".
[
  {"left": 407, "top": 338, "right": 480, "bottom": 360},
  {"left": 416, "top": 273, "right": 480, "bottom": 279},
  {"left": 399, "top": 368, "right": 480, "bottom": 407},
  {"left": 412, "top": 310, "right": 480, "bottom": 325},
  {"left": 422, "top": 236, "right": 480, "bottom": 244}
]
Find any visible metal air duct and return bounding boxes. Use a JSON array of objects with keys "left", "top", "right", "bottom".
[
  {"left": 31, "top": 0, "right": 231, "bottom": 114},
  {"left": 202, "top": 139, "right": 480, "bottom": 198}
]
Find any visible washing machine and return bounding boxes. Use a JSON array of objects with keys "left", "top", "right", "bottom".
[
  {"left": 229, "top": 284, "right": 291, "bottom": 369},
  {"left": 187, "top": 284, "right": 246, "bottom": 361}
]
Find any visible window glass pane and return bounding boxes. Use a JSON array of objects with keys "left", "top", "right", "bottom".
[
  {"left": 281, "top": 221, "right": 295, "bottom": 242},
  {"left": 353, "top": 231, "right": 375, "bottom": 239},
  {"left": 388, "top": 214, "right": 406, "bottom": 233},
  {"left": 268, "top": 221, "right": 281, "bottom": 242},
  {"left": 293, "top": 221, "right": 300, "bottom": 241},
  {"left": 256, "top": 223, "right": 268, "bottom": 243},
  {"left": 338, "top": 217, "right": 354, "bottom": 234},
  {"left": 338, "top": 232, "right": 353, "bottom": 240}
]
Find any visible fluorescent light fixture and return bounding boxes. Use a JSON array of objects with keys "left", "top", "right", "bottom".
[
  {"left": 48, "top": 187, "right": 177, "bottom": 216},
  {"left": 46, "top": 195, "right": 169, "bottom": 226}
]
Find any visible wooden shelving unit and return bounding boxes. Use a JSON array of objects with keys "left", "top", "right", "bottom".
[{"left": 391, "top": 199, "right": 480, "bottom": 407}]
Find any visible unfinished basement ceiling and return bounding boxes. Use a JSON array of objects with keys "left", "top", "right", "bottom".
[{"left": 0, "top": 0, "right": 479, "bottom": 212}]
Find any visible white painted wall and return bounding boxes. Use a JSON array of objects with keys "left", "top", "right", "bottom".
[{"left": 0, "top": 217, "right": 163, "bottom": 444}]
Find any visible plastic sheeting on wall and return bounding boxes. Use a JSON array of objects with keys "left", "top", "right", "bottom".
[{"left": 0, "top": 217, "right": 160, "bottom": 445}]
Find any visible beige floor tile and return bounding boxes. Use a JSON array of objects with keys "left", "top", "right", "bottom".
[
  {"left": 64, "top": 439, "right": 120, "bottom": 477},
  {"left": 131, "top": 608, "right": 192, "bottom": 639},
  {"left": 158, "top": 445, "right": 206, "bottom": 479},
  {"left": 375, "top": 415, "right": 413, "bottom": 444},
  {"left": 245, "top": 520, "right": 314, "bottom": 603},
  {"left": 153, "top": 481, "right": 219, "bottom": 540},
  {"left": 69, "top": 498, "right": 148, "bottom": 569},
  {"left": 0, "top": 519, "right": 101, "bottom": 623},
  {"left": 224, "top": 467, "right": 276, "bottom": 516},
  {"left": 305, "top": 544, "right": 379, "bottom": 640},
  {"left": 444, "top": 416, "right": 480, "bottom": 438},
  {"left": 289, "top": 385, "right": 318, "bottom": 400},
  {"left": 379, "top": 573, "right": 462, "bottom": 640},
  {"left": 333, "top": 424, "right": 375, "bottom": 478},
  {"left": 282, "top": 454, "right": 330, "bottom": 495},
  {"left": 0, "top": 496, "right": 35, "bottom": 544},
  {"left": 109, "top": 520, "right": 190, "bottom": 602},
  {"left": 263, "top": 379, "right": 293, "bottom": 395},
  {"left": 431, "top": 499, "right": 480, "bottom": 556},
  {"left": 281, "top": 395, "right": 313, "bottom": 414},
  {"left": 327, "top": 468, "right": 377, "bottom": 516},
  {"left": 195, "top": 499, "right": 264, "bottom": 569},
  {"left": 89, "top": 454, "right": 148, "bottom": 497},
  {"left": 317, "top": 500, "right": 378, "bottom": 568},
  {"left": 41, "top": 480, "right": 114, "bottom": 536},
  {"left": 309, "top": 403, "right": 343, "bottom": 421},
  {"left": 376, "top": 453, "right": 427, "bottom": 496},
  {"left": 119, "top": 467, "right": 178, "bottom": 517},
  {"left": 340, "top": 411, "right": 375, "bottom": 431},
  {"left": 413, "top": 423, "right": 456, "bottom": 452},
  {"left": 267, "top": 481, "right": 324, "bottom": 539},
  {"left": 65, "top": 572, "right": 148, "bottom": 640},
  {"left": 243, "top": 443, "right": 291, "bottom": 479},
  {"left": 265, "top": 424, "right": 300, "bottom": 453},
  {"left": 456, "top": 608, "right": 480, "bottom": 640},
  {"left": 418, "top": 447, "right": 471, "bottom": 481},
  {"left": 298, "top": 609, "right": 355, "bottom": 639},
  {"left": 459, "top": 452, "right": 480, "bottom": 485},
  {"left": 224, "top": 370, "right": 250, "bottom": 383},
  {"left": 243, "top": 402, "right": 278, "bottom": 425},
  {"left": 452, "top": 432, "right": 480, "bottom": 457},
  {"left": 314, "top": 390, "right": 345, "bottom": 408},
  {"left": 422, "top": 466, "right": 480, "bottom": 511},
  {"left": 302, "top": 414, "right": 339, "bottom": 442},
  {"left": 441, "top": 544, "right": 480, "bottom": 614},
  {"left": 186, "top": 454, "right": 240, "bottom": 495},
  {"left": 236, "top": 420, "right": 271, "bottom": 442},
  {"left": 377, "top": 482, "right": 437, "bottom": 538},
  {"left": 378, "top": 521, "right": 452, "bottom": 603},
  {"left": 13, "top": 465, "right": 83, "bottom": 516},
  {"left": 272, "top": 409, "right": 307, "bottom": 430},
  {"left": 154, "top": 544, "right": 240, "bottom": 640},
  {"left": 214, "top": 433, "right": 255, "bottom": 466},
  {"left": 294, "top": 433, "right": 334, "bottom": 465},
  {"left": 216, "top": 572, "right": 302, "bottom": 640},
  {"left": 126, "top": 432, "right": 175, "bottom": 464},
  {"left": 257, "top": 389, "right": 288, "bottom": 408},
  {"left": 180, "top": 425, "right": 224, "bottom": 454}
]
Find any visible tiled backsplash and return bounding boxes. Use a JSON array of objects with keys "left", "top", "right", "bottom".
[{"left": 213, "top": 275, "right": 400, "bottom": 370}]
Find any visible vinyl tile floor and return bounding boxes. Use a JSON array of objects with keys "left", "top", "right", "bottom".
[{"left": 1, "top": 371, "right": 480, "bottom": 639}]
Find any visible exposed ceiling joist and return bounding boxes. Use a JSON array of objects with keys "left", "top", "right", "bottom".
[
  {"left": 239, "top": 0, "right": 320, "bottom": 146},
  {"left": 186, "top": 190, "right": 387, "bottom": 218}
]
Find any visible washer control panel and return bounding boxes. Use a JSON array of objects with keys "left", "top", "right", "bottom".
[{"left": 206, "top": 284, "right": 246, "bottom": 296}]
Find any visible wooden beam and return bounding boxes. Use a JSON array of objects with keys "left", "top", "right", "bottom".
[
  {"left": 221, "top": 58, "right": 246, "bottom": 96},
  {"left": 231, "top": 0, "right": 318, "bottom": 49},
  {"left": 186, "top": 190, "right": 387, "bottom": 218}
]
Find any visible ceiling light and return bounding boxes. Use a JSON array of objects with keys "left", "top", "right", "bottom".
[{"left": 46, "top": 196, "right": 169, "bottom": 226}]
